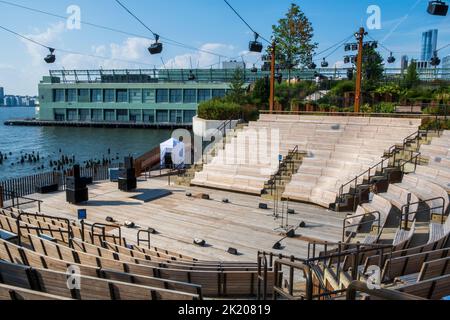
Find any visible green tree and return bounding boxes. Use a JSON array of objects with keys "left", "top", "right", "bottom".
[
  {"left": 270, "top": 3, "right": 318, "bottom": 83},
  {"left": 361, "top": 47, "right": 384, "bottom": 91},
  {"left": 251, "top": 77, "right": 270, "bottom": 107},
  {"left": 403, "top": 61, "right": 420, "bottom": 89},
  {"left": 227, "top": 68, "right": 246, "bottom": 103}
]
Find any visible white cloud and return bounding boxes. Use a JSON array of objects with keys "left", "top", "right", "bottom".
[
  {"left": 22, "top": 22, "right": 66, "bottom": 66},
  {"left": 165, "top": 43, "right": 235, "bottom": 69}
]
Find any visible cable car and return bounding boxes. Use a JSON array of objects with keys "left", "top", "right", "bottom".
[
  {"left": 427, "top": 1, "right": 448, "bottom": 16},
  {"left": 347, "top": 68, "right": 354, "bottom": 80},
  {"left": 344, "top": 44, "right": 351, "bottom": 52},
  {"left": 430, "top": 52, "right": 441, "bottom": 66},
  {"left": 351, "top": 44, "right": 358, "bottom": 51},
  {"left": 275, "top": 72, "right": 283, "bottom": 84},
  {"left": 321, "top": 58, "right": 329, "bottom": 68},
  {"left": 251, "top": 64, "right": 258, "bottom": 73},
  {"left": 351, "top": 56, "right": 357, "bottom": 64},
  {"left": 371, "top": 41, "right": 378, "bottom": 49},
  {"left": 44, "top": 48, "right": 56, "bottom": 64},
  {"left": 308, "top": 62, "right": 317, "bottom": 69},
  {"left": 148, "top": 34, "right": 163, "bottom": 55},
  {"left": 249, "top": 33, "right": 263, "bottom": 53},
  {"left": 188, "top": 70, "right": 196, "bottom": 81},
  {"left": 344, "top": 56, "right": 350, "bottom": 64},
  {"left": 387, "top": 52, "right": 396, "bottom": 64}
]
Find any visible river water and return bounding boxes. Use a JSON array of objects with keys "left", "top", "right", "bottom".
[{"left": 0, "top": 107, "right": 171, "bottom": 180}]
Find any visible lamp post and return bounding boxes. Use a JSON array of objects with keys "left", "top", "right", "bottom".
[
  {"left": 269, "top": 41, "right": 276, "bottom": 113},
  {"left": 354, "top": 27, "right": 367, "bottom": 113}
]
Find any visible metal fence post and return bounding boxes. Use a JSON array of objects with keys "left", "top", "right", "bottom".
[{"left": 0, "top": 186, "right": 3, "bottom": 208}]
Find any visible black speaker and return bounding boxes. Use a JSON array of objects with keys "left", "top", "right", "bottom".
[
  {"left": 119, "top": 168, "right": 135, "bottom": 179},
  {"left": 227, "top": 247, "right": 238, "bottom": 255},
  {"left": 66, "top": 176, "right": 87, "bottom": 190},
  {"left": 286, "top": 229, "right": 296, "bottom": 238},
  {"left": 118, "top": 177, "right": 137, "bottom": 192},
  {"left": 124, "top": 157, "right": 134, "bottom": 169},
  {"left": 66, "top": 188, "right": 88, "bottom": 204},
  {"left": 73, "top": 164, "right": 81, "bottom": 179}
]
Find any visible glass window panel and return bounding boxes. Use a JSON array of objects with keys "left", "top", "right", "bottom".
[
  {"left": 169, "top": 89, "right": 183, "bottom": 103},
  {"left": 67, "top": 89, "right": 77, "bottom": 102},
  {"left": 212, "top": 89, "right": 226, "bottom": 98},
  {"left": 116, "top": 89, "right": 128, "bottom": 103},
  {"left": 156, "top": 110, "right": 168, "bottom": 122},
  {"left": 104, "top": 110, "right": 115, "bottom": 121},
  {"left": 53, "top": 89, "right": 65, "bottom": 102},
  {"left": 91, "top": 109, "right": 102, "bottom": 121},
  {"left": 91, "top": 89, "right": 102, "bottom": 102},
  {"left": 183, "top": 110, "right": 197, "bottom": 123},
  {"left": 78, "top": 89, "right": 90, "bottom": 103},
  {"left": 197, "top": 89, "right": 211, "bottom": 102},
  {"left": 104, "top": 89, "right": 115, "bottom": 103},
  {"left": 156, "top": 89, "right": 169, "bottom": 103},
  {"left": 183, "top": 89, "right": 196, "bottom": 103},
  {"left": 143, "top": 110, "right": 155, "bottom": 123}
]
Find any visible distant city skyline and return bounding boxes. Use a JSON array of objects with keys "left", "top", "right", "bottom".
[
  {"left": 0, "top": 0, "right": 449, "bottom": 95},
  {"left": 421, "top": 29, "right": 439, "bottom": 61},
  {"left": 0, "top": 86, "right": 37, "bottom": 106}
]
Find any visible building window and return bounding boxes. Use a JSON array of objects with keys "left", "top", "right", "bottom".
[
  {"left": 67, "top": 89, "right": 77, "bottom": 102},
  {"left": 143, "top": 110, "right": 155, "bottom": 123},
  {"left": 212, "top": 89, "right": 226, "bottom": 99},
  {"left": 156, "top": 110, "right": 168, "bottom": 122},
  {"left": 67, "top": 109, "right": 78, "bottom": 121},
  {"left": 156, "top": 89, "right": 169, "bottom": 103},
  {"left": 198, "top": 89, "right": 211, "bottom": 102},
  {"left": 183, "top": 89, "right": 196, "bottom": 103},
  {"left": 91, "top": 109, "right": 102, "bottom": 121},
  {"left": 104, "top": 89, "right": 115, "bottom": 103},
  {"left": 91, "top": 89, "right": 102, "bottom": 102},
  {"left": 78, "top": 89, "right": 90, "bottom": 103},
  {"left": 104, "top": 110, "right": 115, "bottom": 121},
  {"left": 129, "top": 110, "right": 142, "bottom": 123},
  {"left": 129, "top": 89, "right": 142, "bottom": 103},
  {"left": 116, "top": 89, "right": 128, "bottom": 103},
  {"left": 53, "top": 89, "right": 65, "bottom": 102},
  {"left": 170, "top": 110, "right": 183, "bottom": 123},
  {"left": 169, "top": 89, "right": 183, "bottom": 103},
  {"left": 116, "top": 109, "right": 128, "bottom": 121},
  {"left": 79, "top": 109, "right": 90, "bottom": 121},
  {"left": 143, "top": 89, "right": 154, "bottom": 103},
  {"left": 183, "top": 110, "right": 197, "bottom": 123},
  {"left": 54, "top": 109, "right": 65, "bottom": 121}
]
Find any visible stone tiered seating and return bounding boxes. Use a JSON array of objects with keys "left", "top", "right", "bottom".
[
  {"left": 413, "top": 166, "right": 450, "bottom": 192},
  {"left": 192, "top": 115, "right": 421, "bottom": 198},
  {"left": 396, "top": 175, "right": 449, "bottom": 216},
  {"left": 379, "top": 184, "right": 420, "bottom": 221},
  {"left": 281, "top": 116, "right": 421, "bottom": 208}
]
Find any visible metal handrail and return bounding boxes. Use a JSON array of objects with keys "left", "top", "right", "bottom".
[
  {"left": 272, "top": 258, "right": 313, "bottom": 300},
  {"left": 90, "top": 222, "right": 122, "bottom": 247},
  {"left": 346, "top": 280, "right": 426, "bottom": 300},
  {"left": 342, "top": 211, "right": 381, "bottom": 242},
  {"left": 401, "top": 196, "right": 446, "bottom": 227},
  {"left": 16, "top": 212, "right": 74, "bottom": 248},
  {"left": 0, "top": 189, "right": 43, "bottom": 212}
]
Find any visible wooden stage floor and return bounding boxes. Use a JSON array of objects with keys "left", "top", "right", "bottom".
[{"left": 29, "top": 178, "right": 348, "bottom": 262}]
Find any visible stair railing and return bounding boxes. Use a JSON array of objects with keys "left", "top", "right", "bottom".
[
  {"left": 401, "top": 197, "right": 446, "bottom": 228},
  {"left": 337, "top": 129, "right": 427, "bottom": 212},
  {"left": 342, "top": 211, "right": 381, "bottom": 242}
]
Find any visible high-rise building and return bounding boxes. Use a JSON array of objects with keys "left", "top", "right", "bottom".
[
  {"left": 421, "top": 29, "right": 438, "bottom": 61},
  {"left": 0, "top": 87, "right": 4, "bottom": 106},
  {"left": 401, "top": 55, "right": 409, "bottom": 72}
]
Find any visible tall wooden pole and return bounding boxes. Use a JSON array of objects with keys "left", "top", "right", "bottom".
[
  {"left": 354, "top": 27, "right": 366, "bottom": 113},
  {"left": 269, "top": 41, "right": 276, "bottom": 113}
]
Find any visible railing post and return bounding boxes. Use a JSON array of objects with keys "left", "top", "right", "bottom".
[{"left": 0, "top": 186, "right": 3, "bottom": 208}]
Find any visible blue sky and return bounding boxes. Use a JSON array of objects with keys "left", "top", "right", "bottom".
[{"left": 0, "top": 0, "right": 449, "bottom": 95}]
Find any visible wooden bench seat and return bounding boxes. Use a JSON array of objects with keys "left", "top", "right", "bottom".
[
  {"left": 0, "top": 283, "right": 72, "bottom": 300},
  {"left": 0, "top": 260, "right": 200, "bottom": 300},
  {"left": 396, "top": 274, "right": 450, "bottom": 300}
]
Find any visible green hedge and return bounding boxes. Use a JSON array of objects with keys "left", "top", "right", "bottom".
[{"left": 197, "top": 99, "right": 242, "bottom": 120}]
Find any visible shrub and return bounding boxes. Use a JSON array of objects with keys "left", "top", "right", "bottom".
[
  {"left": 374, "top": 102, "right": 396, "bottom": 114},
  {"left": 197, "top": 99, "right": 242, "bottom": 120}
]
